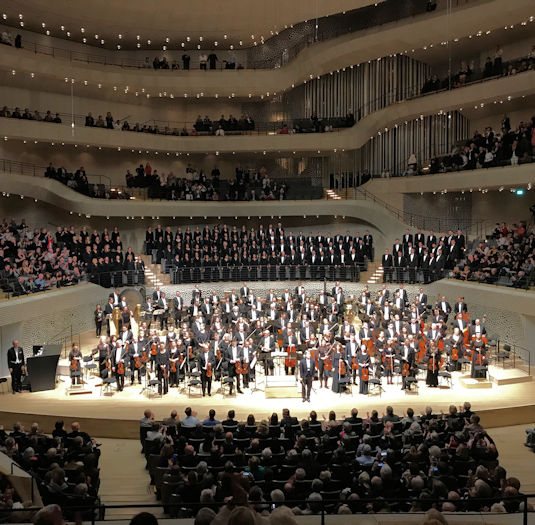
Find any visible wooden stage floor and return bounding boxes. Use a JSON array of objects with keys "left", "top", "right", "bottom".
[{"left": 2, "top": 364, "right": 535, "bottom": 439}]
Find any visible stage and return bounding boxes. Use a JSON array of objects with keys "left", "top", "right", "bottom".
[{"left": 2, "top": 356, "right": 535, "bottom": 439}]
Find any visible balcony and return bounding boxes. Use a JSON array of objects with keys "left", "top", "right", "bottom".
[
  {"left": 1, "top": 70, "right": 533, "bottom": 154},
  {"left": 0, "top": 0, "right": 530, "bottom": 97}
]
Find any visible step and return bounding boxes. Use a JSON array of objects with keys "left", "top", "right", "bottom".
[
  {"left": 458, "top": 375, "right": 493, "bottom": 389},
  {"left": 489, "top": 367, "right": 533, "bottom": 386}
]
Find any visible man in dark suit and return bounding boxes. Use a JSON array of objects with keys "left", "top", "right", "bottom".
[
  {"left": 402, "top": 230, "right": 413, "bottom": 247},
  {"left": 239, "top": 282, "right": 250, "bottom": 297},
  {"left": 172, "top": 291, "right": 184, "bottom": 325},
  {"left": 400, "top": 343, "right": 415, "bottom": 391},
  {"left": 406, "top": 248, "right": 419, "bottom": 284},
  {"left": 152, "top": 286, "right": 162, "bottom": 302},
  {"left": 382, "top": 250, "right": 394, "bottom": 283},
  {"left": 197, "top": 344, "right": 215, "bottom": 397},
  {"left": 157, "top": 292, "right": 170, "bottom": 330},
  {"left": 7, "top": 340, "right": 25, "bottom": 394},
  {"left": 299, "top": 350, "right": 315, "bottom": 403},
  {"left": 111, "top": 340, "right": 128, "bottom": 391},
  {"left": 394, "top": 250, "right": 406, "bottom": 282}
]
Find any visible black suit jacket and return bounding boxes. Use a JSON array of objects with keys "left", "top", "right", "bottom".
[
  {"left": 300, "top": 358, "right": 316, "bottom": 379},
  {"left": 7, "top": 347, "right": 25, "bottom": 368}
]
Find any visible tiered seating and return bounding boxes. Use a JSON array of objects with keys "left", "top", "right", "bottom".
[
  {"left": 0, "top": 421, "right": 102, "bottom": 521},
  {"left": 140, "top": 404, "right": 525, "bottom": 517}
]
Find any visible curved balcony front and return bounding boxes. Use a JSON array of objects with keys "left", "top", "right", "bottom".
[{"left": 1, "top": 70, "right": 533, "bottom": 154}]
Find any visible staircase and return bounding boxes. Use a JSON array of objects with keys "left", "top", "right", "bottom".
[
  {"left": 98, "top": 438, "right": 164, "bottom": 521},
  {"left": 140, "top": 255, "right": 169, "bottom": 287},
  {"left": 365, "top": 262, "right": 384, "bottom": 284}
]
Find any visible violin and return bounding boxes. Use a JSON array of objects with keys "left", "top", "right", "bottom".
[
  {"left": 351, "top": 356, "right": 359, "bottom": 370},
  {"left": 170, "top": 359, "right": 177, "bottom": 373},
  {"left": 361, "top": 365, "right": 369, "bottom": 382},
  {"left": 241, "top": 361, "right": 249, "bottom": 374},
  {"left": 70, "top": 359, "right": 79, "bottom": 371},
  {"left": 207, "top": 363, "right": 213, "bottom": 378},
  {"left": 235, "top": 359, "right": 243, "bottom": 374},
  {"left": 151, "top": 342, "right": 158, "bottom": 356},
  {"left": 451, "top": 346, "right": 459, "bottom": 361},
  {"left": 402, "top": 362, "right": 410, "bottom": 376},
  {"left": 141, "top": 350, "right": 148, "bottom": 363},
  {"left": 339, "top": 359, "right": 346, "bottom": 376},
  {"left": 117, "top": 361, "right": 125, "bottom": 375},
  {"left": 134, "top": 355, "right": 142, "bottom": 369}
]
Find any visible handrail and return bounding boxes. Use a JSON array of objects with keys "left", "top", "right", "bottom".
[
  {"left": 355, "top": 186, "right": 484, "bottom": 236},
  {"left": 2, "top": 494, "right": 533, "bottom": 524}
]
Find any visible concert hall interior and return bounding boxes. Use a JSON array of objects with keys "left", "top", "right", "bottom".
[{"left": 1, "top": 0, "right": 535, "bottom": 523}]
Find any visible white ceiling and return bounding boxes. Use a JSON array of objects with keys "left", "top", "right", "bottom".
[{"left": 1, "top": 0, "right": 379, "bottom": 49}]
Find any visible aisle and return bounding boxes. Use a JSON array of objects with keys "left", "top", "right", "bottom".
[
  {"left": 490, "top": 423, "right": 535, "bottom": 496},
  {"left": 97, "top": 437, "right": 164, "bottom": 521}
]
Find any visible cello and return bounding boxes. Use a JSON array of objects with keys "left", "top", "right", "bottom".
[{"left": 285, "top": 345, "right": 297, "bottom": 369}]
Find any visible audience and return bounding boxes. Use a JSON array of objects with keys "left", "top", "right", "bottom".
[
  {"left": 0, "top": 420, "right": 101, "bottom": 521},
  {"left": 137, "top": 403, "right": 529, "bottom": 517},
  {"left": 452, "top": 222, "right": 534, "bottom": 288},
  {"left": 0, "top": 221, "right": 144, "bottom": 295},
  {"left": 425, "top": 116, "right": 535, "bottom": 175}
]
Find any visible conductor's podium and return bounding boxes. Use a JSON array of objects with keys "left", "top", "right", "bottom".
[
  {"left": 265, "top": 350, "right": 301, "bottom": 398},
  {"left": 265, "top": 375, "right": 300, "bottom": 398}
]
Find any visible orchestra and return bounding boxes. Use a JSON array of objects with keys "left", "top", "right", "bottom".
[{"left": 75, "top": 283, "right": 495, "bottom": 398}]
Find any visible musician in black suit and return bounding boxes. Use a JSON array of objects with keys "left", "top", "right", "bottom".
[
  {"left": 471, "top": 335, "right": 487, "bottom": 379},
  {"left": 128, "top": 337, "right": 146, "bottom": 385},
  {"left": 258, "top": 329, "right": 275, "bottom": 375},
  {"left": 299, "top": 350, "right": 316, "bottom": 402},
  {"left": 197, "top": 344, "right": 215, "bottom": 397},
  {"left": 104, "top": 297, "right": 115, "bottom": 335},
  {"left": 68, "top": 343, "right": 83, "bottom": 386},
  {"left": 400, "top": 343, "right": 415, "bottom": 391},
  {"left": 157, "top": 293, "right": 170, "bottom": 330},
  {"left": 283, "top": 328, "right": 298, "bottom": 375},
  {"left": 111, "top": 340, "right": 128, "bottom": 391},
  {"left": 357, "top": 344, "right": 371, "bottom": 395},
  {"left": 172, "top": 291, "right": 184, "bottom": 325},
  {"left": 156, "top": 342, "right": 170, "bottom": 395},
  {"left": 382, "top": 250, "right": 394, "bottom": 282},
  {"left": 7, "top": 340, "right": 25, "bottom": 394},
  {"left": 226, "top": 340, "right": 243, "bottom": 394}
]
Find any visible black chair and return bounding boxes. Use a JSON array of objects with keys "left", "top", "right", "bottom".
[{"left": 496, "top": 344, "right": 511, "bottom": 367}]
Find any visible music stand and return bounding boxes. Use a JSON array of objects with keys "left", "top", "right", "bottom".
[{"left": 26, "top": 344, "right": 61, "bottom": 392}]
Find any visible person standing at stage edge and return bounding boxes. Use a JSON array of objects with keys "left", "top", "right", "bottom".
[{"left": 7, "top": 340, "right": 25, "bottom": 394}]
